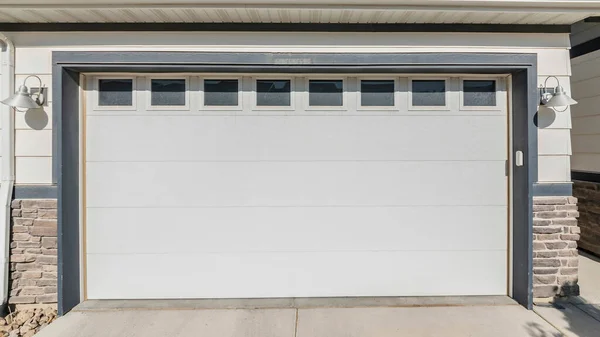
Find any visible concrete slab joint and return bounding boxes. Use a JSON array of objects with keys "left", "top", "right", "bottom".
[
  {"left": 533, "top": 196, "right": 580, "bottom": 298},
  {"left": 9, "top": 199, "right": 58, "bottom": 308}
]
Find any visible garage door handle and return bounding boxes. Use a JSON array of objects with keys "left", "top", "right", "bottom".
[{"left": 515, "top": 151, "right": 524, "bottom": 167}]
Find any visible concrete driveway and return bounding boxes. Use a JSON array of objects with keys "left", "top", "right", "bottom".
[
  {"left": 33, "top": 297, "right": 562, "bottom": 337},
  {"left": 534, "top": 252, "right": 600, "bottom": 337}
]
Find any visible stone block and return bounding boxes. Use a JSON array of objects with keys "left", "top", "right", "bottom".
[
  {"left": 11, "top": 226, "right": 28, "bottom": 234},
  {"left": 533, "top": 285, "right": 559, "bottom": 298},
  {"left": 42, "top": 272, "right": 56, "bottom": 279},
  {"left": 21, "top": 209, "right": 37, "bottom": 218},
  {"left": 18, "top": 279, "right": 37, "bottom": 287},
  {"left": 20, "top": 287, "right": 44, "bottom": 296},
  {"left": 533, "top": 205, "right": 556, "bottom": 212},
  {"left": 535, "top": 251, "right": 558, "bottom": 258},
  {"left": 558, "top": 249, "right": 578, "bottom": 257},
  {"left": 551, "top": 219, "right": 578, "bottom": 226},
  {"left": 15, "top": 263, "right": 42, "bottom": 272},
  {"left": 534, "top": 197, "right": 569, "bottom": 205},
  {"left": 37, "top": 209, "right": 57, "bottom": 219},
  {"left": 533, "top": 259, "right": 560, "bottom": 268},
  {"left": 11, "top": 255, "right": 36, "bottom": 263},
  {"left": 12, "top": 233, "right": 31, "bottom": 242},
  {"left": 536, "top": 211, "right": 568, "bottom": 219},
  {"left": 22, "top": 200, "right": 57, "bottom": 209},
  {"left": 13, "top": 218, "right": 33, "bottom": 226},
  {"left": 536, "top": 234, "right": 560, "bottom": 241},
  {"left": 533, "top": 219, "right": 552, "bottom": 226},
  {"left": 36, "top": 294, "right": 57, "bottom": 304},
  {"left": 36, "top": 256, "right": 56, "bottom": 265},
  {"left": 16, "top": 242, "right": 40, "bottom": 248},
  {"left": 558, "top": 275, "right": 578, "bottom": 284},
  {"left": 42, "top": 265, "right": 57, "bottom": 272},
  {"left": 11, "top": 200, "right": 22, "bottom": 209},
  {"left": 29, "top": 226, "right": 56, "bottom": 237},
  {"left": 560, "top": 234, "right": 580, "bottom": 241},
  {"left": 560, "top": 268, "right": 578, "bottom": 275},
  {"left": 44, "top": 287, "right": 57, "bottom": 294},
  {"left": 533, "top": 226, "right": 562, "bottom": 234},
  {"left": 545, "top": 242, "right": 568, "bottom": 250},
  {"left": 41, "top": 238, "right": 57, "bottom": 249},
  {"left": 41, "top": 248, "right": 57, "bottom": 256},
  {"left": 8, "top": 296, "right": 36, "bottom": 304},
  {"left": 555, "top": 205, "right": 578, "bottom": 211},
  {"left": 533, "top": 275, "right": 556, "bottom": 285},
  {"left": 35, "top": 279, "right": 56, "bottom": 287}
]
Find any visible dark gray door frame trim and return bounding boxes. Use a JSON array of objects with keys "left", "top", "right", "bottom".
[{"left": 53, "top": 51, "right": 538, "bottom": 315}]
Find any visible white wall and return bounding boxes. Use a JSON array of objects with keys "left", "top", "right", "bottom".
[
  {"left": 571, "top": 49, "right": 600, "bottom": 173},
  {"left": 2, "top": 31, "right": 573, "bottom": 184}
]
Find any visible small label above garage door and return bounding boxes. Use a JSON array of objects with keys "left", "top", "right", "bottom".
[{"left": 83, "top": 74, "right": 509, "bottom": 299}]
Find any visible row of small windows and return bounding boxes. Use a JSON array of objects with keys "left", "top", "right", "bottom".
[{"left": 97, "top": 78, "right": 497, "bottom": 108}]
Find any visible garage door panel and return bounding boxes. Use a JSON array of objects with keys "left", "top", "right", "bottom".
[
  {"left": 86, "top": 115, "right": 507, "bottom": 162},
  {"left": 85, "top": 74, "right": 509, "bottom": 299},
  {"left": 86, "top": 161, "right": 507, "bottom": 208},
  {"left": 86, "top": 250, "right": 507, "bottom": 299},
  {"left": 86, "top": 206, "right": 508, "bottom": 254}
]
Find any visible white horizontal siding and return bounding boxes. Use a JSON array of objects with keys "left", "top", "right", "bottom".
[
  {"left": 572, "top": 135, "right": 600, "bottom": 155},
  {"left": 570, "top": 52, "right": 600, "bottom": 174},
  {"left": 15, "top": 130, "right": 52, "bottom": 157},
  {"left": 570, "top": 95, "right": 600, "bottom": 118},
  {"left": 538, "top": 129, "right": 571, "bottom": 155},
  {"left": 571, "top": 21, "right": 600, "bottom": 48},
  {"left": 15, "top": 157, "right": 52, "bottom": 184},
  {"left": 572, "top": 154, "right": 600, "bottom": 173},
  {"left": 538, "top": 155, "right": 570, "bottom": 182},
  {"left": 15, "top": 104, "right": 52, "bottom": 131},
  {"left": 572, "top": 115, "right": 600, "bottom": 136}
]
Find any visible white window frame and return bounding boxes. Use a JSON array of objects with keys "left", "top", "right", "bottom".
[
  {"left": 146, "top": 76, "right": 190, "bottom": 111},
  {"left": 356, "top": 77, "right": 399, "bottom": 111},
  {"left": 92, "top": 76, "right": 137, "bottom": 111},
  {"left": 252, "top": 77, "right": 295, "bottom": 111},
  {"left": 304, "top": 77, "right": 348, "bottom": 111},
  {"left": 199, "top": 76, "right": 243, "bottom": 111},
  {"left": 408, "top": 77, "right": 450, "bottom": 111},
  {"left": 459, "top": 78, "right": 501, "bottom": 111}
]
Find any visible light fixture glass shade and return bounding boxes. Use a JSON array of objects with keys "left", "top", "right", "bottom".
[
  {"left": 0, "top": 85, "right": 40, "bottom": 109},
  {"left": 544, "top": 85, "right": 578, "bottom": 107}
]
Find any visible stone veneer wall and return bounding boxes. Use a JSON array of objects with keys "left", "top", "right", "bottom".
[
  {"left": 573, "top": 180, "right": 600, "bottom": 257},
  {"left": 533, "top": 196, "right": 580, "bottom": 298},
  {"left": 8, "top": 199, "right": 58, "bottom": 307}
]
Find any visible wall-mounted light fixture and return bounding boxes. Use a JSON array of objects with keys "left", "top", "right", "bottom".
[
  {"left": 539, "top": 76, "right": 577, "bottom": 112},
  {"left": 0, "top": 75, "right": 46, "bottom": 110}
]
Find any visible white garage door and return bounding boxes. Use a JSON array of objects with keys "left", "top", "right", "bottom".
[{"left": 84, "top": 75, "right": 508, "bottom": 299}]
